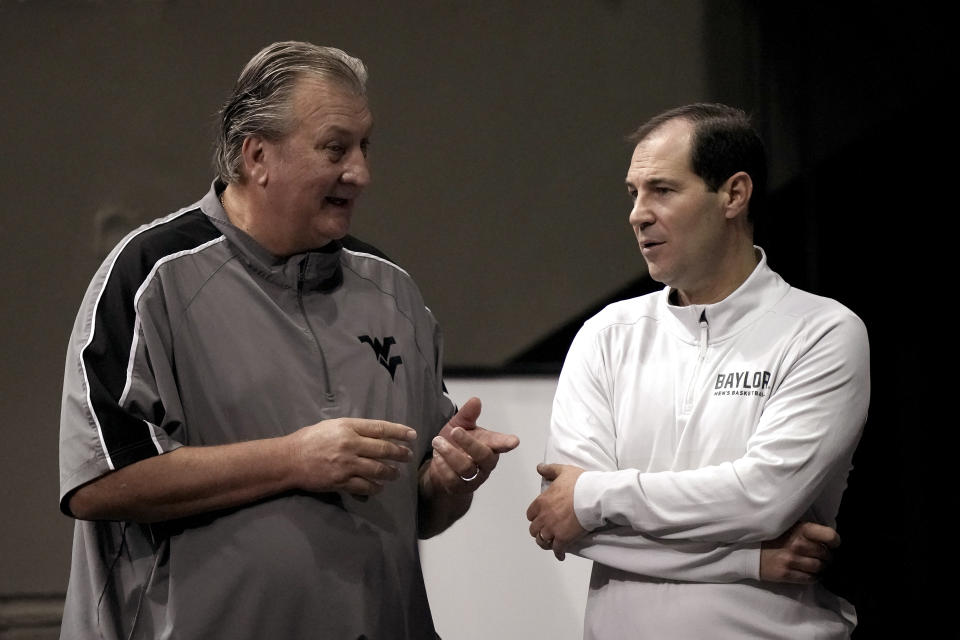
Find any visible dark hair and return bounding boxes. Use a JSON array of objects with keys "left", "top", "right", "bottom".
[{"left": 629, "top": 103, "right": 767, "bottom": 223}]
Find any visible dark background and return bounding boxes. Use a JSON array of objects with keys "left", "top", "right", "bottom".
[
  {"left": 0, "top": 1, "right": 945, "bottom": 637},
  {"left": 516, "top": 4, "right": 943, "bottom": 637}
]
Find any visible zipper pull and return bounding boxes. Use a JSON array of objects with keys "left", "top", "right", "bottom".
[
  {"left": 298, "top": 257, "right": 308, "bottom": 292},
  {"left": 698, "top": 310, "right": 709, "bottom": 355}
]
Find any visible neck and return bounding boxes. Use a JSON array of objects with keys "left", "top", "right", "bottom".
[
  {"left": 674, "top": 241, "right": 759, "bottom": 306},
  {"left": 220, "top": 183, "right": 322, "bottom": 257},
  {"left": 219, "top": 183, "right": 255, "bottom": 238}
]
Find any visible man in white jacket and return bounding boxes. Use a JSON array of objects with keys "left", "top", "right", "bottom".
[{"left": 526, "top": 103, "right": 868, "bottom": 639}]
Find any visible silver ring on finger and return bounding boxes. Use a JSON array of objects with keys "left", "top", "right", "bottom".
[{"left": 459, "top": 466, "right": 480, "bottom": 482}]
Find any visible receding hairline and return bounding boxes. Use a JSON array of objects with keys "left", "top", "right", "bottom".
[
  {"left": 629, "top": 114, "right": 697, "bottom": 150},
  {"left": 281, "top": 73, "right": 374, "bottom": 134},
  {"left": 625, "top": 117, "right": 697, "bottom": 183}
]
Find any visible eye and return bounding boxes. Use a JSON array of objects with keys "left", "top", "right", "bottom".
[
  {"left": 627, "top": 188, "right": 637, "bottom": 201},
  {"left": 325, "top": 143, "right": 346, "bottom": 161},
  {"left": 654, "top": 186, "right": 672, "bottom": 196},
  {"left": 360, "top": 139, "right": 370, "bottom": 158}
]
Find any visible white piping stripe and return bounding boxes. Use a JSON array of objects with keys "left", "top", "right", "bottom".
[
  {"left": 144, "top": 419, "right": 164, "bottom": 455},
  {"left": 79, "top": 205, "right": 202, "bottom": 471},
  {"left": 118, "top": 236, "right": 226, "bottom": 413},
  {"left": 342, "top": 248, "right": 411, "bottom": 279}
]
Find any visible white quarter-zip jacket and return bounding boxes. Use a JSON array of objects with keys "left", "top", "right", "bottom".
[{"left": 545, "top": 248, "right": 869, "bottom": 639}]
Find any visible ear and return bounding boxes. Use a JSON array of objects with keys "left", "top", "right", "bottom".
[
  {"left": 720, "top": 171, "right": 753, "bottom": 221},
  {"left": 241, "top": 135, "right": 270, "bottom": 187}
]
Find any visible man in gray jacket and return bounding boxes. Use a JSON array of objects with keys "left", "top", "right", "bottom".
[{"left": 59, "top": 41, "right": 518, "bottom": 639}]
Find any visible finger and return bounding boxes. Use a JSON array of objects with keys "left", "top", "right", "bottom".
[
  {"left": 554, "top": 549, "right": 566, "bottom": 561},
  {"left": 472, "top": 427, "right": 520, "bottom": 453},
  {"left": 351, "top": 458, "right": 402, "bottom": 483},
  {"left": 797, "top": 540, "right": 832, "bottom": 562},
  {"left": 535, "top": 529, "right": 554, "bottom": 549},
  {"left": 447, "top": 397, "right": 482, "bottom": 431},
  {"left": 797, "top": 522, "right": 841, "bottom": 548},
  {"left": 428, "top": 452, "right": 465, "bottom": 494},
  {"left": 437, "top": 452, "right": 483, "bottom": 491},
  {"left": 788, "top": 556, "right": 824, "bottom": 575},
  {"left": 355, "top": 437, "right": 414, "bottom": 463},
  {"left": 553, "top": 536, "right": 569, "bottom": 556},
  {"left": 449, "top": 428, "right": 498, "bottom": 473},
  {"left": 352, "top": 419, "right": 417, "bottom": 442},
  {"left": 529, "top": 516, "right": 547, "bottom": 536},
  {"left": 433, "top": 436, "right": 479, "bottom": 477},
  {"left": 341, "top": 476, "right": 384, "bottom": 495},
  {"left": 526, "top": 498, "right": 541, "bottom": 522},
  {"left": 537, "top": 463, "right": 560, "bottom": 481},
  {"left": 789, "top": 534, "right": 830, "bottom": 560}
]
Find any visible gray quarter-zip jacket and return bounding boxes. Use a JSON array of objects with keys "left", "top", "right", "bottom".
[{"left": 59, "top": 182, "right": 454, "bottom": 639}]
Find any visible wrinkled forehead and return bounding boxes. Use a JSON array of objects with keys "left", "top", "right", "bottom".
[
  {"left": 290, "top": 72, "right": 368, "bottom": 106},
  {"left": 288, "top": 74, "right": 373, "bottom": 127}
]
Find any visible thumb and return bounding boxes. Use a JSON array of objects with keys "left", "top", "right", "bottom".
[
  {"left": 799, "top": 522, "right": 842, "bottom": 548},
  {"left": 449, "top": 397, "right": 482, "bottom": 430},
  {"left": 537, "top": 463, "right": 560, "bottom": 480}
]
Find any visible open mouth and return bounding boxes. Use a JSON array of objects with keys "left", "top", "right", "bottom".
[
  {"left": 325, "top": 196, "right": 350, "bottom": 207},
  {"left": 642, "top": 241, "right": 663, "bottom": 249}
]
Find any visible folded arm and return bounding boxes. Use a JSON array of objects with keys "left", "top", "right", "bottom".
[
  {"left": 572, "top": 316, "right": 868, "bottom": 542},
  {"left": 528, "top": 312, "right": 866, "bottom": 582}
]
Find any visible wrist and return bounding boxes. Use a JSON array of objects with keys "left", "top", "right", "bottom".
[{"left": 275, "top": 430, "right": 306, "bottom": 492}]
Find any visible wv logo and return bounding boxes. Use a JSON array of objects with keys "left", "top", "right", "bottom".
[{"left": 358, "top": 335, "right": 403, "bottom": 380}]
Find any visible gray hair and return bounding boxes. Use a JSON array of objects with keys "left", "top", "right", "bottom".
[{"left": 214, "top": 41, "right": 368, "bottom": 183}]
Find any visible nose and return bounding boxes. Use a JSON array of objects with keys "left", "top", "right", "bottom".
[
  {"left": 341, "top": 149, "right": 371, "bottom": 187},
  {"left": 628, "top": 197, "right": 654, "bottom": 230}
]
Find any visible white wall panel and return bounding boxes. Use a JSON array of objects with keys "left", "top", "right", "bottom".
[{"left": 420, "top": 377, "right": 592, "bottom": 640}]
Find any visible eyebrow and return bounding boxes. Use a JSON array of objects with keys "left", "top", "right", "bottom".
[
  {"left": 625, "top": 176, "right": 679, "bottom": 190},
  {"left": 646, "top": 177, "right": 678, "bottom": 187},
  {"left": 320, "top": 125, "right": 363, "bottom": 137}
]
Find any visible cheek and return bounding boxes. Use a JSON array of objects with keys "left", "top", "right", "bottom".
[{"left": 310, "top": 168, "right": 340, "bottom": 190}]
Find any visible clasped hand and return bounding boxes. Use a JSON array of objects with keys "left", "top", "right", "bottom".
[{"left": 526, "top": 463, "right": 588, "bottom": 560}]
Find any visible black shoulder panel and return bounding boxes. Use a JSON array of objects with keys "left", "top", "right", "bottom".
[{"left": 82, "top": 208, "right": 221, "bottom": 469}]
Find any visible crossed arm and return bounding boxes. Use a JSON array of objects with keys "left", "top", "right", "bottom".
[
  {"left": 525, "top": 313, "right": 868, "bottom": 584},
  {"left": 526, "top": 463, "right": 840, "bottom": 584}
]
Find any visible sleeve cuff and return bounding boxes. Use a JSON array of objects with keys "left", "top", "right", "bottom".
[
  {"left": 574, "top": 469, "right": 641, "bottom": 531},
  {"left": 746, "top": 544, "right": 761, "bottom": 580}
]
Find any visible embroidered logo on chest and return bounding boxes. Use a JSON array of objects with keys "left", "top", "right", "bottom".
[
  {"left": 358, "top": 335, "right": 403, "bottom": 380},
  {"left": 713, "top": 370, "right": 772, "bottom": 397}
]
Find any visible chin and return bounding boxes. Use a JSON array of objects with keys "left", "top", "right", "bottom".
[
  {"left": 318, "top": 213, "right": 352, "bottom": 240},
  {"left": 313, "top": 222, "right": 350, "bottom": 243},
  {"left": 328, "top": 227, "right": 350, "bottom": 241},
  {"left": 645, "top": 265, "right": 672, "bottom": 286}
]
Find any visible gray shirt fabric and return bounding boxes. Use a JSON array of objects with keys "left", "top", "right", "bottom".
[{"left": 59, "top": 182, "right": 454, "bottom": 639}]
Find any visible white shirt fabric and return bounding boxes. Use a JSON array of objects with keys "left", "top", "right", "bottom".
[{"left": 545, "top": 248, "right": 869, "bottom": 639}]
